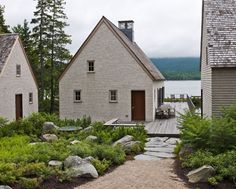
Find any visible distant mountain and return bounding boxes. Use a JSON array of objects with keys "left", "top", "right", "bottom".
[{"left": 151, "top": 57, "right": 200, "bottom": 80}]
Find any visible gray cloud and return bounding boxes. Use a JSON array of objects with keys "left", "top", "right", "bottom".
[{"left": 0, "top": 0, "right": 202, "bottom": 57}]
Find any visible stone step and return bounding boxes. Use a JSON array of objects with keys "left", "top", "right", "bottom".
[
  {"left": 134, "top": 154, "right": 162, "bottom": 161},
  {"left": 144, "top": 147, "right": 174, "bottom": 153},
  {"left": 144, "top": 151, "right": 176, "bottom": 159}
]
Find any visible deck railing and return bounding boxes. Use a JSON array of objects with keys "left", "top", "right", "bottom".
[
  {"left": 165, "top": 93, "right": 199, "bottom": 113},
  {"left": 186, "top": 95, "right": 196, "bottom": 112}
]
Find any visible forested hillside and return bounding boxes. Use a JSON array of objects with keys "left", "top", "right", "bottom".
[{"left": 151, "top": 57, "right": 200, "bottom": 80}]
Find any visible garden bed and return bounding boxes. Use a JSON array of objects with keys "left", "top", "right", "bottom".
[
  {"left": 0, "top": 113, "right": 147, "bottom": 189},
  {"left": 175, "top": 107, "right": 236, "bottom": 187}
]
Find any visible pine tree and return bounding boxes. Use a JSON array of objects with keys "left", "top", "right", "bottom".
[
  {"left": 31, "top": 0, "right": 51, "bottom": 111},
  {"left": 31, "top": 0, "right": 71, "bottom": 112},
  {"left": 48, "top": 0, "right": 71, "bottom": 112},
  {"left": 0, "top": 5, "right": 10, "bottom": 33}
]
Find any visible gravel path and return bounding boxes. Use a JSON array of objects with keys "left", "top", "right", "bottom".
[{"left": 74, "top": 159, "right": 189, "bottom": 189}]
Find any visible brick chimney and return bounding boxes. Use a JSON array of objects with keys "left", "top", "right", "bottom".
[{"left": 118, "top": 20, "right": 134, "bottom": 42}]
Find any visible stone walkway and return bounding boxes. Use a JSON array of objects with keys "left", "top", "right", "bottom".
[
  {"left": 134, "top": 137, "right": 179, "bottom": 160},
  {"left": 75, "top": 137, "right": 186, "bottom": 189}
]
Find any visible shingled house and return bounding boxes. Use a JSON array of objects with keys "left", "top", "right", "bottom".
[
  {"left": 201, "top": 0, "right": 236, "bottom": 117},
  {"left": 0, "top": 34, "right": 38, "bottom": 120},
  {"left": 59, "top": 17, "right": 165, "bottom": 122}
]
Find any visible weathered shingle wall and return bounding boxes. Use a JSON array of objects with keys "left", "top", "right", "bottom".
[
  {"left": 201, "top": 11, "right": 212, "bottom": 118},
  {"left": 205, "top": 0, "right": 236, "bottom": 67},
  {"left": 59, "top": 22, "right": 161, "bottom": 122},
  {"left": 212, "top": 67, "right": 236, "bottom": 117},
  {"left": 0, "top": 38, "right": 38, "bottom": 120}
]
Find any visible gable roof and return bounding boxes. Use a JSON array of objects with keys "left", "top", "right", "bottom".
[
  {"left": 59, "top": 16, "right": 165, "bottom": 81},
  {"left": 0, "top": 33, "right": 38, "bottom": 88},
  {"left": 204, "top": 0, "right": 236, "bottom": 67},
  {"left": 0, "top": 34, "right": 18, "bottom": 73}
]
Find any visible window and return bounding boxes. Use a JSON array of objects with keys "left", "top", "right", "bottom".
[
  {"left": 206, "top": 47, "right": 209, "bottom": 65},
  {"left": 87, "top": 60, "right": 95, "bottom": 72},
  {"left": 16, "top": 65, "right": 21, "bottom": 76},
  {"left": 109, "top": 90, "right": 118, "bottom": 102},
  {"left": 74, "top": 90, "right": 81, "bottom": 102},
  {"left": 154, "top": 89, "right": 156, "bottom": 102},
  {"left": 29, "top": 93, "right": 33, "bottom": 104}
]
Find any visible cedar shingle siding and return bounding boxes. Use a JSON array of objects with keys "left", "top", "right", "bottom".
[
  {"left": 201, "top": 0, "right": 236, "bottom": 117},
  {"left": 0, "top": 34, "right": 38, "bottom": 120},
  {"left": 59, "top": 17, "right": 164, "bottom": 122}
]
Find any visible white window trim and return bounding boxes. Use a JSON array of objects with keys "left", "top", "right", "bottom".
[
  {"left": 74, "top": 90, "right": 82, "bottom": 103},
  {"left": 87, "top": 60, "right": 95, "bottom": 73},
  {"left": 109, "top": 90, "right": 118, "bottom": 103},
  {"left": 29, "top": 92, "right": 33, "bottom": 104}
]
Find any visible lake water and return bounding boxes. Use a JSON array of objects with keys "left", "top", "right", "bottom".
[{"left": 164, "top": 80, "right": 201, "bottom": 97}]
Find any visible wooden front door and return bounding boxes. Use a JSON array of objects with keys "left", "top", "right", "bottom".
[
  {"left": 15, "top": 94, "right": 23, "bottom": 120},
  {"left": 131, "top": 91, "right": 145, "bottom": 121}
]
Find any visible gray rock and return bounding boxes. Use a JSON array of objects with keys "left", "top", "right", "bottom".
[
  {"left": 42, "top": 134, "right": 58, "bottom": 142},
  {"left": 165, "top": 138, "right": 180, "bottom": 145},
  {"left": 83, "top": 156, "right": 95, "bottom": 163},
  {"left": 113, "top": 135, "right": 134, "bottom": 146},
  {"left": 48, "top": 160, "right": 63, "bottom": 168},
  {"left": 122, "top": 141, "right": 141, "bottom": 151},
  {"left": 83, "top": 126, "right": 93, "bottom": 132},
  {"left": 179, "top": 144, "right": 193, "bottom": 158},
  {"left": 148, "top": 137, "right": 168, "bottom": 143},
  {"left": 85, "top": 135, "right": 98, "bottom": 142},
  {"left": 43, "top": 122, "right": 59, "bottom": 132},
  {"left": 64, "top": 156, "right": 83, "bottom": 168},
  {"left": 187, "top": 165, "right": 215, "bottom": 183},
  {"left": 70, "top": 140, "right": 81, "bottom": 145},
  {"left": 70, "top": 162, "right": 98, "bottom": 178},
  {"left": 0, "top": 186, "right": 12, "bottom": 189},
  {"left": 64, "top": 156, "right": 98, "bottom": 179}
]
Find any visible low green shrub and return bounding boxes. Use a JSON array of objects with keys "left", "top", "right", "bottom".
[
  {"left": 221, "top": 106, "right": 236, "bottom": 120},
  {"left": 18, "top": 177, "right": 40, "bottom": 189},
  {"left": 0, "top": 117, "right": 8, "bottom": 128},
  {"left": 92, "top": 159, "right": 111, "bottom": 175},
  {"left": 124, "top": 142, "right": 144, "bottom": 155},
  {"left": 179, "top": 107, "right": 236, "bottom": 185},
  {"left": 179, "top": 111, "right": 236, "bottom": 153},
  {"left": 0, "top": 114, "right": 147, "bottom": 188},
  {"left": 0, "top": 113, "right": 91, "bottom": 138},
  {"left": 182, "top": 150, "right": 236, "bottom": 184},
  {"left": 68, "top": 142, "right": 125, "bottom": 165},
  {"left": 178, "top": 111, "right": 212, "bottom": 150}
]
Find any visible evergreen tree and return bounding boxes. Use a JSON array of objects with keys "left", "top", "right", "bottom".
[
  {"left": 0, "top": 5, "right": 10, "bottom": 33},
  {"left": 48, "top": 0, "right": 71, "bottom": 112},
  {"left": 31, "top": 0, "right": 51, "bottom": 111},
  {"left": 31, "top": 0, "right": 71, "bottom": 112}
]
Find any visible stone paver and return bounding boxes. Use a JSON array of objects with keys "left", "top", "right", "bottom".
[
  {"left": 134, "top": 154, "right": 162, "bottom": 161},
  {"left": 134, "top": 137, "right": 178, "bottom": 160}
]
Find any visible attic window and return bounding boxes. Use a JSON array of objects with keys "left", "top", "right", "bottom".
[
  {"left": 87, "top": 60, "right": 95, "bottom": 72},
  {"left": 16, "top": 65, "right": 21, "bottom": 76},
  {"left": 109, "top": 90, "right": 118, "bottom": 103}
]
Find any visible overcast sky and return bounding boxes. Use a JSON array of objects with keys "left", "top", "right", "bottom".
[{"left": 0, "top": 0, "right": 202, "bottom": 58}]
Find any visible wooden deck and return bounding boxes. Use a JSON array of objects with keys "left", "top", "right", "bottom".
[{"left": 145, "top": 102, "right": 189, "bottom": 137}]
